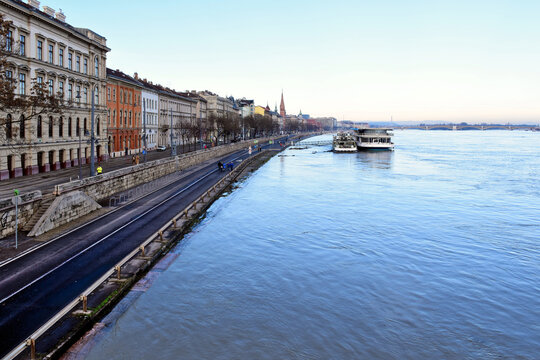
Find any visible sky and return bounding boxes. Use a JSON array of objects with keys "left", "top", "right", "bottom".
[{"left": 43, "top": 0, "right": 539, "bottom": 123}]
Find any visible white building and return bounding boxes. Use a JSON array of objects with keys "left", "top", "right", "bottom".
[
  {"left": 137, "top": 75, "right": 159, "bottom": 150},
  {"left": 0, "top": 0, "right": 109, "bottom": 180}
]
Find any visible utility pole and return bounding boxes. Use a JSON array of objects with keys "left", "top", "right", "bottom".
[
  {"left": 143, "top": 99, "right": 147, "bottom": 162},
  {"left": 170, "top": 108, "right": 176, "bottom": 156},
  {"left": 90, "top": 87, "right": 96, "bottom": 176}
]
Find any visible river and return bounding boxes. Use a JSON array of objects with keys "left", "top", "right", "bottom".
[{"left": 80, "top": 130, "right": 539, "bottom": 360}]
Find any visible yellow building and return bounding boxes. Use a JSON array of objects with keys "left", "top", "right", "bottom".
[{"left": 254, "top": 105, "right": 266, "bottom": 116}]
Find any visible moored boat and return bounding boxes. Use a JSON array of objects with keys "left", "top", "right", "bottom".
[
  {"left": 352, "top": 128, "right": 394, "bottom": 150},
  {"left": 333, "top": 132, "right": 357, "bottom": 152}
]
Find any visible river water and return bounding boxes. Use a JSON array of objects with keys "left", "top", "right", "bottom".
[{"left": 82, "top": 130, "right": 539, "bottom": 360}]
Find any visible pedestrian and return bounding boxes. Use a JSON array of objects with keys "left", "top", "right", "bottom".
[
  {"left": 248, "top": 146, "right": 252, "bottom": 155},
  {"left": 96, "top": 165, "right": 103, "bottom": 175},
  {"left": 227, "top": 162, "right": 233, "bottom": 171},
  {"left": 132, "top": 156, "right": 135, "bottom": 165},
  {"left": 136, "top": 155, "right": 140, "bottom": 165},
  {"left": 217, "top": 161, "right": 224, "bottom": 172}
]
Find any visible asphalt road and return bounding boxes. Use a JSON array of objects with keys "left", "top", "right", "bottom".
[{"left": 0, "top": 139, "right": 287, "bottom": 358}]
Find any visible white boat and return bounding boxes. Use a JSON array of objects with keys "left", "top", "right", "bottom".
[
  {"left": 333, "top": 132, "right": 357, "bottom": 152},
  {"left": 352, "top": 128, "right": 394, "bottom": 150}
]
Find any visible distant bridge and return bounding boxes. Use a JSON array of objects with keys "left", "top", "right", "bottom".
[{"left": 396, "top": 124, "right": 537, "bottom": 131}]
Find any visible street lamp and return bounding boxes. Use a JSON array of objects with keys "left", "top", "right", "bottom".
[
  {"left": 75, "top": 91, "right": 83, "bottom": 179},
  {"left": 89, "top": 87, "right": 96, "bottom": 176},
  {"left": 143, "top": 99, "right": 147, "bottom": 162},
  {"left": 170, "top": 108, "right": 176, "bottom": 157}
]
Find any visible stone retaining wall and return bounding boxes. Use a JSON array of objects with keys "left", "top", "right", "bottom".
[
  {"left": 0, "top": 190, "right": 42, "bottom": 239},
  {"left": 55, "top": 137, "right": 276, "bottom": 202},
  {"left": 28, "top": 191, "right": 101, "bottom": 237}
]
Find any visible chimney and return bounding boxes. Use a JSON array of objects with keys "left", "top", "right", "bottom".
[
  {"left": 134, "top": 72, "right": 138, "bottom": 79},
  {"left": 27, "top": 0, "right": 40, "bottom": 8},
  {"left": 55, "top": 9, "right": 66, "bottom": 22},
  {"left": 42, "top": 6, "right": 55, "bottom": 17}
]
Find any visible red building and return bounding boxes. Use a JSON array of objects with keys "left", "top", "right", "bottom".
[{"left": 106, "top": 68, "right": 142, "bottom": 157}]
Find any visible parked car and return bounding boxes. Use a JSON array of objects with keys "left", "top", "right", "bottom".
[{"left": 157, "top": 146, "right": 167, "bottom": 151}]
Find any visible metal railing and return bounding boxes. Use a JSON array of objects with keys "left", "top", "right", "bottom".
[{"left": 2, "top": 152, "right": 263, "bottom": 360}]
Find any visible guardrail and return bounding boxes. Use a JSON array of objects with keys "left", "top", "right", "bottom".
[{"left": 2, "top": 151, "right": 264, "bottom": 360}]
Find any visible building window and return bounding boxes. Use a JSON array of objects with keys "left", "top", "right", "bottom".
[
  {"left": 5, "top": 114, "right": 12, "bottom": 139},
  {"left": 124, "top": 91, "right": 126, "bottom": 104},
  {"left": 19, "top": 73, "right": 25, "bottom": 95},
  {"left": 6, "top": 30, "right": 12, "bottom": 52},
  {"left": 129, "top": 111, "right": 132, "bottom": 125},
  {"left": 107, "top": 87, "right": 111, "bottom": 101},
  {"left": 76, "top": 118, "right": 80, "bottom": 136},
  {"left": 19, "top": 115, "right": 25, "bottom": 138},
  {"left": 5, "top": 70, "right": 12, "bottom": 81},
  {"left": 48, "top": 79, "right": 53, "bottom": 95},
  {"left": 48, "top": 44, "right": 53, "bottom": 64},
  {"left": 94, "top": 57, "right": 99, "bottom": 77},
  {"left": 76, "top": 55, "right": 80, "bottom": 72},
  {"left": 107, "top": 109, "right": 110, "bottom": 124},
  {"left": 120, "top": 90, "right": 123, "bottom": 104},
  {"left": 48, "top": 116, "right": 53, "bottom": 137},
  {"left": 76, "top": 85, "right": 81, "bottom": 102},
  {"left": 59, "top": 81, "right": 64, "bottom": 97},
  {"left": 83, "top": 87, "right": 88, "bottom": 103},
  {"left": 58, "top": 117, "right": 63, "bottom": 137},
  {"left": 37, "top": 115, "right": 42, "bottom": 138},
  {"left": 120, "top": 110, "right": 123, "bottom": 125},
  {"left": 68, "top": 53, "right": 72, "bottom": 70},
  {"left": 37, "top": 40, "right": 43, "bottom": 60},
  {"left": 84, "top": 118, "right": 87, "bottom": 133},
  {"left": 59, "top": 48, "right": 63, "bottom": 66},
  {"left": 68, "top": 117, "right": 72, "bottom": 137},
  {"left": 19, "top": 35, "right": 25, "bottom": 56},
  {"left": 97, "top": 117, "right": 100, "bottom": 135},
  {"left": 113, "top": 110, "right": 116, "bottom": 124},
  {"left": 124, "top": 111, "right": 127, "bottom": 126},
  {"left": 113, "top": 88, "right": 116, "bottom": 101},
  {"left": 129, "top": 93, "right": 132, "bottom": 105},
  {"left": 83, "top": 58, "right": 88, "bottom": 74},
  {"left": 68, "top": 83, "right": 72, "bottom": 100}
]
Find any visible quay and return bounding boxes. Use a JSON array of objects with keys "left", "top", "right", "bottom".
[{"left": 0, "top": 134, "right": 309, "bottom": 360}]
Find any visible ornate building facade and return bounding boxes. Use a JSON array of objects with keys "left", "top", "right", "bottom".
[{"left": 0, "top": 0, "right": 109, "bottom": 179}]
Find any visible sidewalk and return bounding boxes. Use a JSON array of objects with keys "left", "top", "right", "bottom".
[{"left": 0, "top": 147, "right": 192, "bottom": 199}]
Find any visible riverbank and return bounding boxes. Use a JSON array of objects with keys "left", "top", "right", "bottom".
[{"left": 14, "top": 148, "right": 286, "bottom": 360}]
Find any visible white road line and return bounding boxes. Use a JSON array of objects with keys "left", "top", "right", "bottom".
[
  {"left": 0, "top": 167, "right": 219, "bottom": 305},
  {"left": 0, "top": 161, "right": 216, "bottom": 268}
]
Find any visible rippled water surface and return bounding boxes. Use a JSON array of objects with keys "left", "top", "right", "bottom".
[{"left": 85, "top": 131, "right": 539, "bottom": 360}]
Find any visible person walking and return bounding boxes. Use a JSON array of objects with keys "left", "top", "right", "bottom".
[{"left": 96, "top": 165, "right": 103, "bottom": 175}]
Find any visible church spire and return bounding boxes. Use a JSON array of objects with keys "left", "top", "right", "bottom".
[{"left": 280, "top": 89, "right": 286, "bottom": 118}]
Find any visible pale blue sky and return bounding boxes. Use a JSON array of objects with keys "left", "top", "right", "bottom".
[{"left": 45, "top": 0, "right": 539, "bottom": 123}]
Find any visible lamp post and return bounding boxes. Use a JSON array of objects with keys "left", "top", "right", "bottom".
[
  {"left": 143, "top": 99, "right": 147, "bottom": 163},
  {"left": 76, "top": 91, "right": 82, "bottom": 179},
  {"left": 90, "top": 87, "right": 96, "bottom": 177},
  {"left": 170, "top": 108, "right": 176, "bottom": 157}
]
